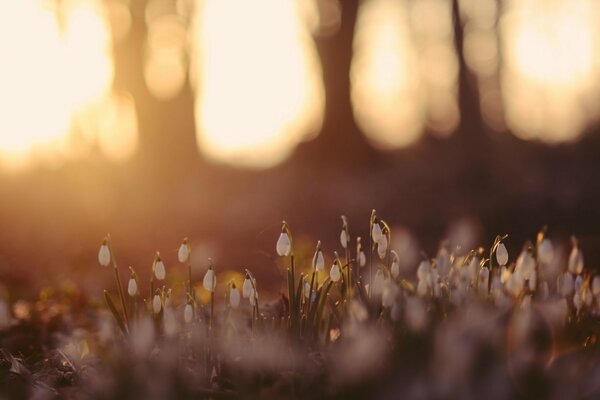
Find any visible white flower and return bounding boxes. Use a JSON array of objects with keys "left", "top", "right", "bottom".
[
  {"left": 515, "top": 250, "right": 534, "bottom": 280},
  {"left": 358, "top": 251, "right": 366, "bottom": 268},
  {"left": 276, "top": 232, "right": 291, "bottom": 256},
  {"left": 371, "top": 222, "right": 383, "bottom": 242},
  {"left": 390, "top": 251, "right": 400, "bottom": 279},
  {"left": 230, "top": 286, "right": 240, "bottom": 308},
  {"left": 377, "top": 236, "right": 388, "bottom": 259},
  {"left": 372, "top": 270, "right": 385, "bottom": 296},
  {"left": 382, "top": 282, "right": 398, "bottom": 308},
  {"left": 417, "top": 260, "right": 431, "bottom": 282},
  {"left": 568, "top": 243, "right": 584, "bottom": 274},
  {"left": 417, "top": 279, "right": 429, "bottom": 296},
  {"left": 242, "top": 276, "right": 253, "bottom": 298},
  {"left": 184, "top": 303, "right": 193, "bottom": 323},
  {"left": 203, "top": 267, "right": 216, "bottom": 292},
  {"left": 312, "top": 243, "right": 325, "bottom": 271},
  {"left": 558, "top": 272, "right": 574, "bottom": 298},
  {"left": 304, "top": 281, "right": 311, "bottom": 299},
  {"left": 496, "top": 242, "right": 508, "bottom": 266},
  {"left": 340, "top": 229, "right": 348, "bottom": 249},
  {"left": 330, "top": 261, "right": 341, "bottom": 282},
  {"left": 178, "top": 239, "right": 190, "bottom": 263},
  {"left": 152, "top": 294, "right": 162, "bottom": 314},
  {"left": 538, "top": 238, "right": 554, "bottom": 264},
  {"left": 98, "top": 243, "right": 110, "bottom": 267},
  {"left": 479, "top": 266, "right": 490, "bottom": 293},
  {"left": 592, "top": 276, "right": 600, "bottom": 296},
  {"left": 127, "top": 278, "right": 137, "bottom": 297},
  {"left": 154, "top": 257, "right": 166, "bottom": 281}
]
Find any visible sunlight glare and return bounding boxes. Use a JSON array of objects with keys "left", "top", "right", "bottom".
[{"left": 190, "top": 0, "right": 325, "bottom": 168}]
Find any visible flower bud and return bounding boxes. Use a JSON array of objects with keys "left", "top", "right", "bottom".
[
  {"left": 568, "top": 239, "right": 584, "bottom": 274},
  {"left": 154, "top": 256, "right": 166, "bottom": 281},
  {"left": 496, "top": 242, "right": 508, "bottom": 266},
  {"left": 358, "top": 251, "right": 366, "bottom": 268},
  {"left": 340, "top": 230, "right": 348, "bottom": 249},
  {"left": 242, "top": 275, "right": 253, "bottom": 298},
  {"left": 203, "top": 266, "right": 216, "bottom": 292},
  {"left": 330, "top": 261, "right": 341, "bottom": 282},
  {"left": 390, "top": 251, "right": 400, "bottom": 279},
  {"left": 152, "top": 294, "right": 162, "bottom": 314},
  {"left": 178, "top": 239, "right": 190, "bottom": 263},
  {"left": 276, "top": 232, "right": 291, "bottom": 256},
  {"left": 184, "top": 303, "right": 193, "bottom": 323},
  {"left": 230, "top": 285, "right": 240, "bottom": 308},
  {"left": 371, "top": 221, "right": 383, "bottom": 242},
  {"left": 312, "top": 242, "right": 325, "bottom": 271},
  {"left": 538, "top": 238, "right": 553, "bottom": 264},
  {"left": 98, "top": 241, "right": 110, "bottom": 267},
  {"left": 304, "top": 281, "right": 311, "bottom": 299},
  {"left": 128, "top": 278, "right": 137, "bottom": 297}
]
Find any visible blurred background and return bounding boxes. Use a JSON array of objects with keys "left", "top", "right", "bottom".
[{"left": 1, "top": 0, "right": 600, "bottom": 297}]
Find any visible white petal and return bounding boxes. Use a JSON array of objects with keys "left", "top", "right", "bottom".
[
  {"left": 242, "top": 278, "right": 253, "bottom": 298},
  {"left": 377, "top": 237, "right": 388, "bottom": 259},
  {"left": 313, "top": 250, "right": 325, "bottom": 271},
  {"left": 390, "top": 261, "right": 400, "bottom": 279},
  {"left": 496, "top": 243, "right": 508, "bottom": 266},
  {"left": 568, "top": 247, "right": 584, "bottom": 274},
  {"left": 203, "top": 269, "right": 216, "bottom": 292},
  {"left": 276, "top": 233, "right": 291, "bottom": 256},
  {"left": 152, "top": 295, "right": 162, "bottom": 314},
  {"left": 340, "top": 230, "right": 348, "bottom": 249},
  {"left": 154, "top": 260, "right": 166, "bottom": 281},
  {"left": 127, "top": 278, "right": 137, "bottom": 297},
  {"left": 371, "top": 223, "right": 383, "bottom": 242},
  {"left": 178, "top": 243, "right": 190, "bottom": 263},
  {"left": 359, "top": 251, "right": 366, "bottom": 268},
  {"left": 98, "top": 245, "right": 111, "bottom": 267},
  {"left": 330, "top": 264, "right": 341, "bottom": 282},
  {"left": 230, "top": 288, "right": 240, "bottom": 308},
  {"left": 538, "top": 239, "right": 554, "bottom": 264}
]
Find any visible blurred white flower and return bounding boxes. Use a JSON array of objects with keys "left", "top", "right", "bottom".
[
  {"left": 390, "top": 251, "right": 400, "bottom": 279},
  {"left": 340, "top": 229, "right": 348, "bottom": 249},
  {"left": 312, "top": 242, "right": 325, "bottom": 271},
  {"left": 371, "top": 221, "right": 383, "bottom": 242},
  {"left": 304, "top": 281, "right": 311, "bottom": 299},
  {"left": 372, "top": 270, "right": 384, "bottom": 296},
  {"left": 538, "top": 238, "right": 554, "bottom": 264},
  {"left": 417, "top": 260, "right": 431, "bottom": 283},
  {"left": 152, "top": 294, "right": 162, "bottom": 314},
  {"left": 242, "top": 276, "right": 253, "bottom": 298},
  {"left": 203, "top": 266, "right": 216, "bottom": 292},
  {"left": 557, "top": 272, "right": 574, "bottom": 298},
  {"left": 377, "top": 236, "right": 388, "bottom": 259},
  {"left": 478, "top": 266, "right": 489, "bottom": 293},
  {"left": 230, "top": 286, "right": 240, "bottom": 308},
  {"left": 184, "top": 303, "right": 193, "bottom": 323},
  {"left": 568, "top": 240, "right": 584, "bottom": 274},
  {"left": 154, "top": 257, "right": 166, "bottom": 281},
  {"left": 330, "top": 261, "right": 341, "bottom": 282},
  {"left": 98, "top": 243, "right": 110, "bottom": 267},
  {"left": 358, "top": 250, "right": 366, "bottom": 268},
  {"left": 127, "top": 278, "right": 137, "bottom": 297},
  {"left": 178, "top": 239, "right": 190, "bottom": 263},
  {"left": 276, "top": 232, "right": 291, "bottom": 256},
  {"left": 496, "top": 242, "right": 508, "bottom": 266},
  {"left": 382, "top": 281, "right": 398, "bottom": 308}
]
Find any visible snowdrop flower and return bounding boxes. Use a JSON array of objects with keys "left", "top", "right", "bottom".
[
  {"left": 515, "top": 248, "right": 535, "bottom": 280},
  {"left": 372, "top": 269, "right": 385, "bottom": 296},
  {"left": 382, "top": 281, "right": 399, "bottom": 308},
  {"left": 496, "top": 242, "right": 508, "bottom": 266},
  {"left": 371, "top": 220, "right": 383, "bottom": 243},
  {"left": 537, "top": 238, "right": 554, "bottom": 264},
  {"left": 127, "top": 277, "right": 137, "bottom": 297},
  {"left": 436, "top": 246, "right": 450, "bottom": 277},
  {"left": 357, "top": 237, "right": 366, "bottom": 268},
  {"left": 377, "top": 236, "right": 388, "bottom": 259},
  {"left": 568, "top": 237, "right": 584, "bottom": 275},
  {"left": 558, "top": 272, "right": 574, "bottom": 298},
  {"left": 390, "top": 251, "right": 400, "bottom": 279},
  {"left": 304, "top": 281, "right": 311, "bottom": 299},
  {"left": 178, "top": 238, "right": 190, "bottom": 263},
  {"left": 152, "top": 294, "right": 162, "bottom": 314},
  {"left": 184, "top": 303, "right": 193, "bottom": 323},
  {"left": 574, "top": 291, "right": 583, "bottom": 313},
  {"left": 330, "top": 259, "right": 341, "bottom": 282},
  {"left": 203, "top": 263, "right": 216, "bottom": 292},
  {"left": 575, "top": 275, "right": 584, "bottom": 292},
  {"left": 478, "top": 266, "right": 489, "bottom": 293},
  {"left": 229, "top": 284, "right": 240, "bottom": 308},
  {"left": 98, "top": 239, "right": 111, "bottom": 267},
  {"left": 417, "top": 260, "right": 431, "bottom": 283},
  {"left": 154, "top": 254, "right": 166, "bottom": 281},
  {"left": 242, "top": 274, "right": 253, "bottom": 298},
  {"left": 276, "top": 222, "right": 292, "bottom": 256},
  {"left": 340, "top": 215, "right": 349, "bottom": 249},
  {"left": 312, "top": 241, "right": 325, "bottom": 271},
  {"left": 417, "top": 279, "right": 429, "bottom": 297}
]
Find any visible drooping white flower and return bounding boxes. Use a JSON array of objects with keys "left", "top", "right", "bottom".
[
  {"left": 184, "top": 303, "right": 193, "bottom": 323},
  {"left": 538, "top": 238, "right": 554, "bottom": 264},
  {"left": 152, "top": 294, "right": 162, "bottom": 314},
  {"left": 330, "top": 261, "right": 341, "bottom": 282},
  {"left": 276, "top": 232, "right": 291, "bottom": 257},
  {"left": 496, "top": 242, "right": 508, "bottom": 266},
  {"left": 568, "top": 241, "right": 584, "bottom": 274},
  {"left": 312, "top": 242, "right": 325, "bottom": 271},
  {"left": 242, "top": 276, "right": 253, "bottom": 298},
  {"left": 417, "top": 279, "right": 429, "bottom": 297},
  {"left": 377, "top": 236, "right": 388, "bottom": 259},
  {"left": 178, "top": 239, "right": 190, "bottom": 263},
  {"left": 340, "top": 229, "right": 348, "bottom": 249},
  {"left": 154, "top": 256, "right": 166, "bottom": 281},
  {"left": 98, "top": 242, "right": 111, "bottom": 267},
  {"left": 127, "top": 278, "right": 137, "bottom": 297},
  {"left": 358, "top": 250, "right": 366, "bottom": 268},
  {"left": 390, "top": 251, "right": 400, "bottom": 279},
  {"left": 304, "top": 281, "right": 311, "bottom": 299},
  {"left": 229, "top": 286, "right": 240, "bottom": 308},
  {"left": 371, "top": 221, "right": 383, "bottom": 242},
  {"left": 203, "top": 266, "right": 216, "bottom": 292},
  {"left": 515, "top": 249, "right": 535, "bottom": 280}
]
